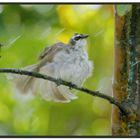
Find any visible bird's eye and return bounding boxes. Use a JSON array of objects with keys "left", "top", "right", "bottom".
[{"left": 74, "top": 36, "right": 81, "bottom": 41}]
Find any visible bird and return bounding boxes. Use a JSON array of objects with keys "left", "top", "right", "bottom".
[{"left": 11, "top": 33, "right": 93, "bottom": 103}]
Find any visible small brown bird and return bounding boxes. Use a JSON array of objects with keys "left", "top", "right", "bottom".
[{"left": 12, "top": 33, "right": 93, "bottom": 102}]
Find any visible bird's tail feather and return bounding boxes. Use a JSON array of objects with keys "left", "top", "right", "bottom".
[
  {"left": 9, "top": 64, "right": 78, "bottom": 102},
  {"left": 9, "top": 64, "right": 39, "bottom": 94},
  {"left": 40, "top": 80, "right": 78, "bottom": 103}
]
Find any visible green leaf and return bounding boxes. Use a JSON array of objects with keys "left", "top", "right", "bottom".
[{"left": 117, "top": 5, "right": 132, "bottom": 16}]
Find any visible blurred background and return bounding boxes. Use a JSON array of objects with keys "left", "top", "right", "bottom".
[{"left": 0, "top": 4, "right": 114, "bottom": 136}]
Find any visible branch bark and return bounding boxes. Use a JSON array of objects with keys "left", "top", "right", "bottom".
[
  {"left": 112, "top": 5, "right": 140, "bottom": 136},
  {"left": 0, "top": 68, "right": 128, "bottom": 115}
]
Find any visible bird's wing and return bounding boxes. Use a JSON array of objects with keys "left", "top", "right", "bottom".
[
  {"left": 39, "top": 42, "right": 65, "bottom": 60},
  {"left": 38, "top": 42, "right": 66, "bottom": 67}
]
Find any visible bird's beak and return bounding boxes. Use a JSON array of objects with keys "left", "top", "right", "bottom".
[{"left": 81, "top": 34, "right": 89, "bottom": 39}]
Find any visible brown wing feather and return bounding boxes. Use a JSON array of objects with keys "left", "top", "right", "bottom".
[
  {"left": 37, "top": 42, "right": 66, "bottom": 68},
  {"left": 39, "top": 42, "right": 65, "bottom": 60}
]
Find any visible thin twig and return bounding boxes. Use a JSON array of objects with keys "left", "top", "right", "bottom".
[{"left": 0, "top": 68, "right": 128, "bottom": 115}]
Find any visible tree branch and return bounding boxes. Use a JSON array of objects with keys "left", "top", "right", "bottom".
[{"left": 0, "top": 68, "right": 128, "bottom": 115}]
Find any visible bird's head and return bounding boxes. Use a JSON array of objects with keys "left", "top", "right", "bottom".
[{"left": 69, "top": 33, "right": 89, "bottom": 48}]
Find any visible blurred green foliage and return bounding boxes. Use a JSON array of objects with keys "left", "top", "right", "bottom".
[
  {"left": 116, "top": 4, "right": 132, "bottom": 16},
  {"left": 0, "top": 4, "right": 114, "bottom": 136}
]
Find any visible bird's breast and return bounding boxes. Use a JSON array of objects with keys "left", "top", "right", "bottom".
[{"left": 53, "top": 49, "right": 93, "bottom": 86}]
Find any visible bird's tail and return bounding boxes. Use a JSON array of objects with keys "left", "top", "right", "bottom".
[
  {"left": 9, "top": 64, "right": 40, "bottom": 94},
  {"left": 39, "top": 65, "right": 78, "bottom": 103},
  {"left": 9, "top": 64, "right": 78, "bottom": 102},
  {"left": 40, "top": 80, "right": 78, "bottom": 103}
]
